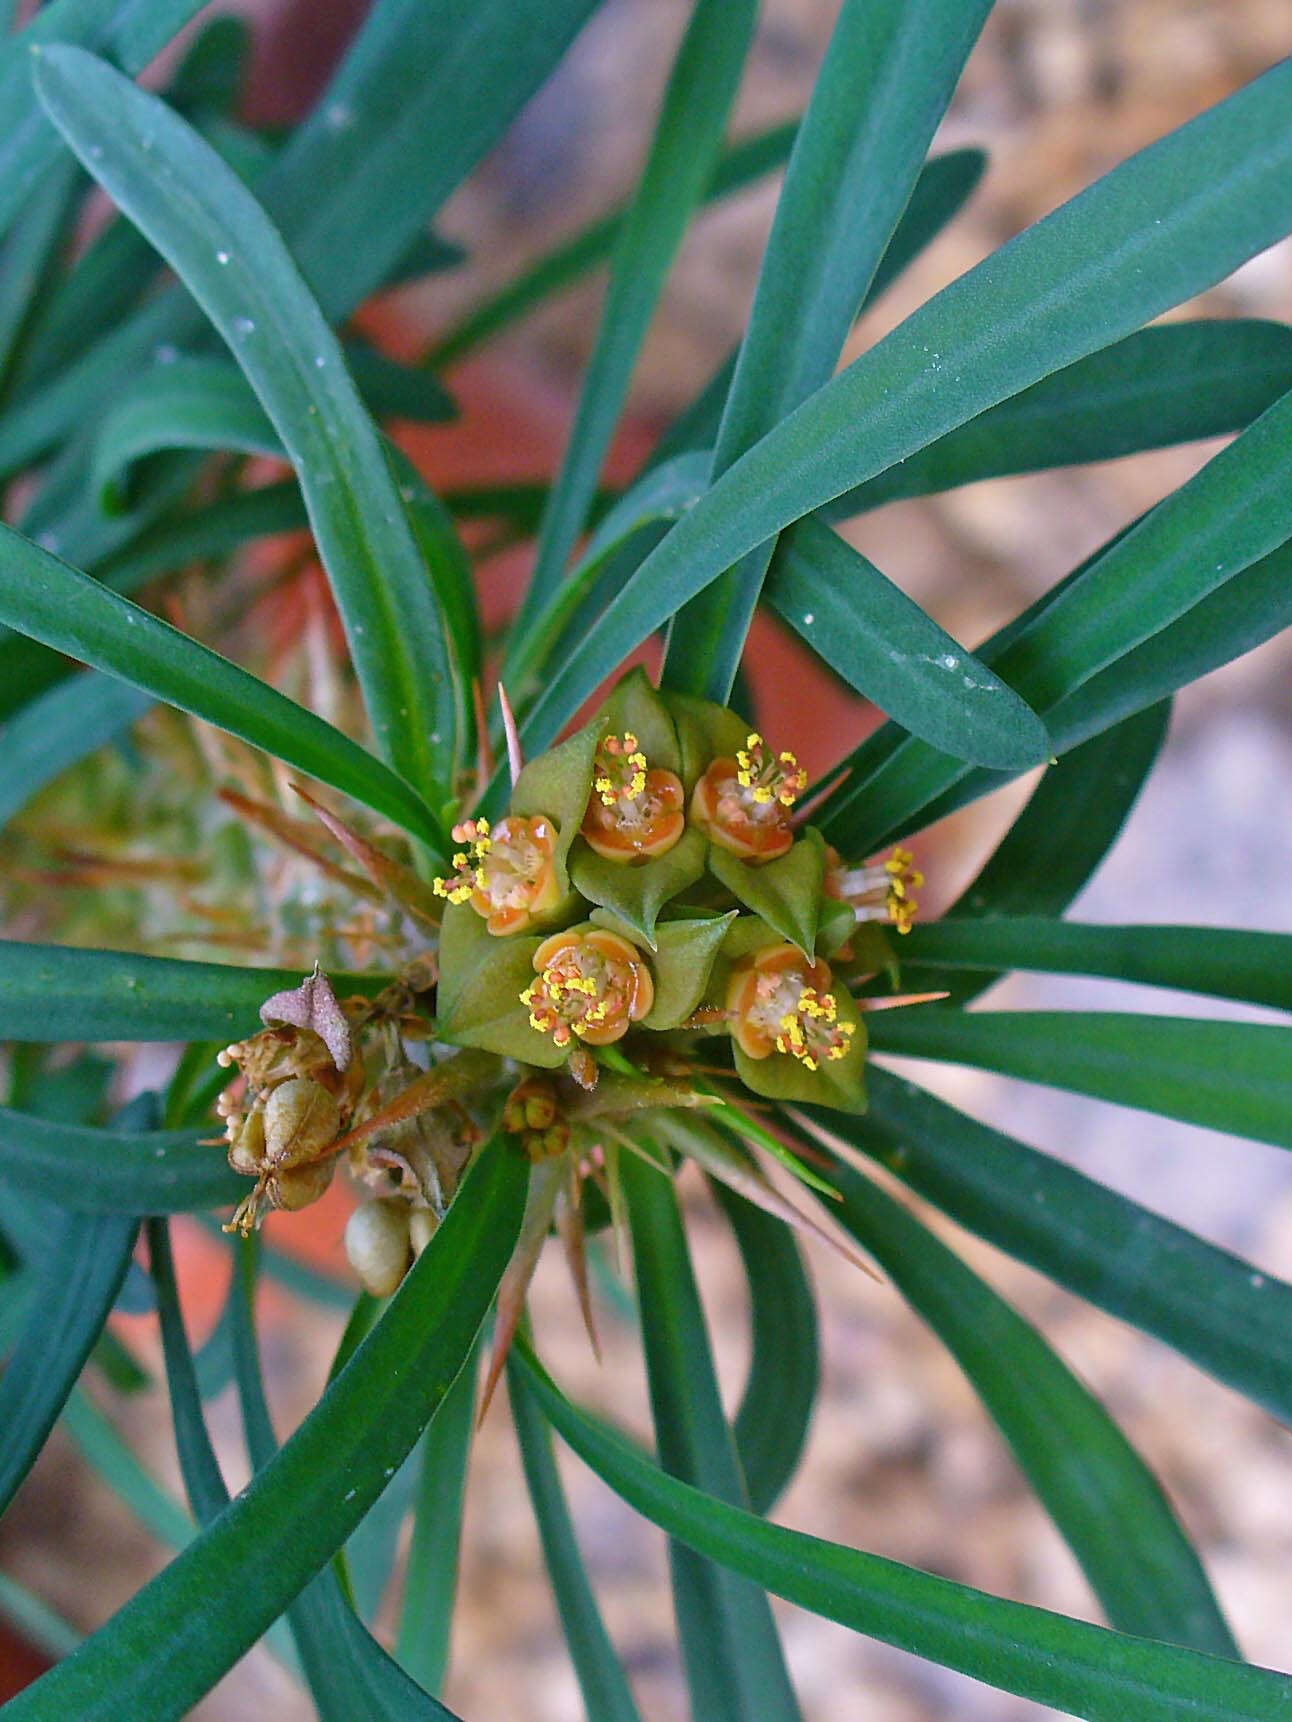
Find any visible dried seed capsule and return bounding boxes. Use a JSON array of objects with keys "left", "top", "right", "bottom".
[
  {"left": 345, "top": 1198, "right": 413, "bottom": 1297},
  {"left": 270, "top": 1156, "right": 337, "bottom": 1212},
  {"left": 226, "top": 1104, "right": 266, "bottom": 1176},
  {"left": 408, "top": 1207, "right": 439, "bottom": 1258},
  {"left": 262, "top": 1076, "right": 341, "bottom": 1169}
]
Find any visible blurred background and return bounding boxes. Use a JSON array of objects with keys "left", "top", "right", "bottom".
[{"left": 2, "top": 1, "right": 1290, "bottom": 1717}]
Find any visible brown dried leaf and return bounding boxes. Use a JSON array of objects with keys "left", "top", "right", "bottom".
[
  {"left": 479, "top": 1155, "right": 565, "bottom": 1421},
  {"left": 556, "top": 1166, "right": 600, "bottom": 1364},
  {"left": 219, "top": 787, "right": 384, "bottom": 903},
  {"left": 292, "top": 782, "right": 442, "bottom": 927},
  {"left": 260, "top": 965, "right": 354, "bottom": 1072}
]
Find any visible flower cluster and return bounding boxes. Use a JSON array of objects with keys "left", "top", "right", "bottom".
[
  {"left": 219, "top": 671, "right": 925, "bottom": 1368},
  {"left": 434, "top": 668, "right": 912, "bottom": 1112}
]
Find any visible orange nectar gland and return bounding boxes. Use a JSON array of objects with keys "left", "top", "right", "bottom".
[
  {"left": 825, "top": 845, "right": 923, "bottom": 936},
  {"left": 581, "top": 732, "right": 685, "bottom": 862},
  {"left": 727, "top": 943, "right": 855, "bottom": 1071},
  {"left": 521, "top": 929, "right": 654, "bottom": 1049},
  {"left": 433, "top": 814, "right": 562, "bottom": 936},
  {"left": 690, "top": 733, "right": 807, "bottom": 863}
]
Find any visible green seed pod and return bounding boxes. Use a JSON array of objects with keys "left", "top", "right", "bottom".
[
  {"left": 262, "top": 1076, "right": 341, "bottom": 1169},
  {"left": 345, "top": 1198, "right": 412, "bottom": 1297},
  {"left": 270, "top": 1155, "right": 337, "bottom": 1212},
  {"left": 408, "top": 1206, "right": 439, "bottom": 1258}
]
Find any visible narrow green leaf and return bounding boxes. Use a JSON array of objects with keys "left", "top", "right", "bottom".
[
  {"left": 0, "top": 0, "right": 607, "bottom": 480},
  {"left": 507, "top": 1357, "right": 644, "bottom": 1722},
  {"left": 478, "top": 148, "right": 986, "bottom": 811},
  {"left": 0, "top": 0, "right": 205, "bottom": 242},
  {"left": 514, "top": 0, "right": 758, "bottom": 634},
  {"left": 514, "top": 60, "right": 1292, "bottom": 758},
  {"left": 867, "top": 1008, "right": 1292, "bottom": 1149},
  {"left": 394, "top": 1341, "right": 480, "bottom": 1692},
  {"left": 0, "top": 671, "right": 153, "bottom": 830},
  {"left": 34, "top": 48, "right": 460, "bottom": 802},
  {"left": 0, "top": 1105, "right": 242, "bottom": 1213},
  {"left": 814, "top": 1065, "right": 1292, "bottom": 1424},
  {"left": 388, "top": 448, "right": 481, "bottom": 777},
  {"left": 515, "top": 1342, "right": 1292, "bottom": 1720},
  {"left": 260, "top": 0, "right": 607, "bottom": 325},
  {"left": 819, "top": 1155, "right": 1235, "bottom": 1652},
  {"left": 765, "top": 518, "right": 1050, "bottom": 769},
  {"left": 818, "top": 537, "right": 1292, "bottom": 862},
  {"left": 902, "top": 919, "right": 1292, "bottom": 1013},
  {"left": 664, "top": 0, "right": 992, "bottom": 697},
  {"left": 622, "top": 1150, "right": 801, "bottom": 1722},
  {"left": 508, "top": 451, "right": 710, "bottom": 696},
  {"left": 991, "top": 389, "right": 1292, "bottom": 715},
  {"left": 146, "top": 1218, "right": 229, "bottom": 1526},
  {"left": 939, "top": 703, "right": 1167, "bottom": 915},
  {"left": 347, "top": 1438, "right": 423, "bottom": 1627},
  {"left": 2, "top": 1141, "right": 525, "bottom": 1722},
  {"left": 0, "top": 157, "right": 79, "bottom": 389},
  {"left": 830, "top": 319, "right": 1292, "bottom": 513},
  {"left": 863, "top": 376, "right": 1292, "bottom": 840},
  {"left": 92, "top": 353, "right": 456, "bottom": 512},
  {"left": 230, "top": 1239, "right": 456, "bottom": 1722},
  {"left": 90, "top": 1328, "right": 151, "bottom": 1391},
  {"left": 14, "top": 40, "right": 276, "bottom": 398},
  {"left": 0, "top": 943, "right": 385, "bottom": 1044},
  {"left": 429, "top": 119, "right": 799, "bottom": 367},
  {"left": 0, "top": 1198, "right": 138, "bottom": 1517},
  {"left": 710, "top": 1182, "right": 818, "bottom": 1516},
  {"left": 1039, "top": 536, "right": 1292, "bottom": 760},
  {"left": 645, "top": 148, "right": 987, "bottom": 477},
  {"left": 192, "top": 1283, "right": 236, "bottom": 1403},
  {"left": 896, "top": 703, "right": 1168, "bottom": 1007},
  {"left": 91, "top": 358, "right": 281, "bottom": 510},
  {"left": 0, "top": 526, "right": 445, "bottom": 849},
  {"left": 165, "top": 14, "right": 250, "bottom": 120}
]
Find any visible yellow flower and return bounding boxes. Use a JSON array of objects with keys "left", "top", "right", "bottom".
[
  {"left": 727, "top": 942, "right": 855, "bottom": 1071},
  {"left": 690, "top": 733, "right": 806, "bottom": 863},
  {"left": 521, "top": 928, "right": 654, "bottom": 1049},
  {"left": 433, "top": 814, "right": 562, "bottom": 935},
  {"left": 581, "top": 732, "right": 685, "bottom": 862}
]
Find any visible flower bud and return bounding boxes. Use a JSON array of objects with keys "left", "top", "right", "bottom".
[
  {"left": 262, "top": 1076, "right": 341, "bottom": 1169},
  {"left": 345, "top": 1198, "right": 413, "bottom": 1297}
]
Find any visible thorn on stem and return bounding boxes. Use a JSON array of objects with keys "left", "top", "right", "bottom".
[{"left": 498, "top": 683, "right": 523, "bottom": 788}]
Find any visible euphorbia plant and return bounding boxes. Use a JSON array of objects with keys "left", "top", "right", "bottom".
[{"left": 1, "top": 2, "right": 1291, "bottom": 1720}]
